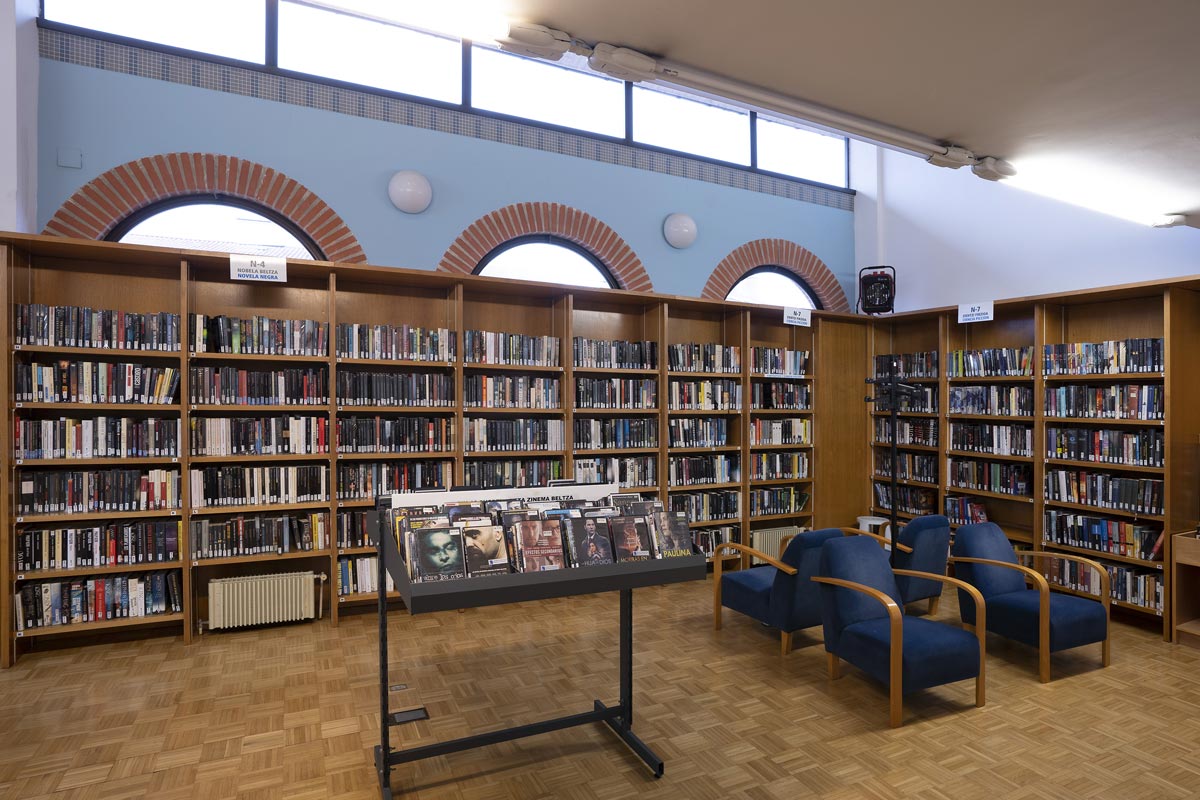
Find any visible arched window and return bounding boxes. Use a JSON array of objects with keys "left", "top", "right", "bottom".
[
  {"left": 725, "top": 266, "right": 822, "bottom": 309},
  {"left": 474, "top": 235, "right": 617, "bottom": 289},
  {"left": 108, "top": 199, "right": 322, "bottom": 259}
]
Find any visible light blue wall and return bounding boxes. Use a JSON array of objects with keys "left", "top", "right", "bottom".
[{"left": 37, "top": 58, "right": 856, "bottom": 301}]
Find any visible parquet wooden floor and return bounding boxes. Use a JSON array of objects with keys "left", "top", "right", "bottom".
[{"left": 2, "top": 578, "right": 1199, "bottom": 800}]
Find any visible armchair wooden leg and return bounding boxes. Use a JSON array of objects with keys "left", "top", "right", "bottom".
[
  {"left": 1039, "top": 647, "right": 1051, "bottom": 683},
  {"left": 928, "top": 596, "right": 940, "bottom": 616},
  {"left": 713, "top": 579, "right": 722, "bottom": 631},
  {"left": 889, "top": 682, "right": 903, "bottom": 728},
  {"left": 781, "top": 631, "right": 793, "bottom": 656},
  {"left": 827, "top": 652, "right": 841, "bottom": 680},
  {"left": 1102, "top": 637, "right": 1110, "bottom": 667}
]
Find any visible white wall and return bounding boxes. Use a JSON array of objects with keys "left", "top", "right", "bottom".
[
  {"left": 0, "top": 0, "right": 38, "bottom": 233},
  {"left": 851, "top": 141, "right": 1200, "bottom": 313}
]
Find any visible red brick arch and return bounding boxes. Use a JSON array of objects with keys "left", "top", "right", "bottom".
[
  {"left": 438, "top": 202, "right": 652, "bottom": 292},
  {"left": 701, "top": 239, "right": 850, "bottom": 312},
  {"left": 42, "top": 153, "right": 366, "bottom": 263}
]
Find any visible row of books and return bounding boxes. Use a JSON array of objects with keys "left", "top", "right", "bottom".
[
  {"left": 575, "top": 377, "right": 656, "bottom": 409},
  {"left": 749, "top": 451, "right": 810, "bottom": 481},
  {"left": 337, "top": 461, "right": 451, "bottom": 497},
  {"left": 189, "top": 314, "right": 328, "bottom": 357},
  {"left": 948, "top": 422, "right": 1033, "bottom": 457},
  {"left": 337, "top": 510, "right": 373, "bottom": 548},
  {"left": 15, "top": 303, "right": 182, "bottom": 351},
  {"left": 16, "top": 520, "right": 182, "bottom": 572},
  {"left": 1044, "top": 470, "right": 1164, "bottom": 515},
  {"left": 336, "top": 416, "right": 454, "bottom": 454},
  {"left": 463, "top": 330, "right": 560, "bottom": 366},
  {"left": 946, "top": 347, "right": 1033, "bottom": 378},
  {"left": 572, "top": 456, "right": 656, "bottom": 488},
  {"left": 875, "top": 386, "right": 937, "bottom": 414},
  {"left": 667, "top": 417, "right": 729, "bottom": 448},
  {"left": 190, "top": 513, "right": 329, "bottom": 559},
  {"left": 397, "top": 496, "right": 694, "bottom": 583},
  {"left": 944, "top": 496, "right": 988, "bottom": 525},
  {"left": 873, "top": 484, "right": 937, "bottom": 515},
  {"left": 751, "top": 347, "right": 809, "bottom": 376},
  {"left": 669, "top": 490, "right": 739, "bottom": 521},
  {"left": 463, "top": 458, "right": 563, "bottom": 489},
  {"left": 337, "top": 555, "right": 394, "bottom": 595},
  {"left": 874, "top": 418, "right": 938, "bottom": 447},
  {"left": 751, "top": 417, "right": 812, "bottom": 446},
  {"left": 667, "top": 379, "right": 742, "bottom": 410},
  {"left": 338, "top": 371, "right": 454, "bottom": 408},
  {"left": 336, "top": 323, "right": 456, "bottom": 362},
  {"left": 948, "top": 385, "right": 1033, "bottom": 416},
  {"left": 874, "top": 452, "right": 936, "bottom": 483},
  {"left": 190, "top": 416, "right": 327, "bottom": 457},
  {"left": 667, "top": 455, "right": 739, "bottom": 486},
  {"left": 1042, "top": 510, "right": 1163, "bottom": 561},
  {"left": 751, "top": 381, "right": 811, "bottom": 410},
  {"left": 1045, "top": 426, "right": 1163, "bottom": 467},
  {"left": 17, "top": 468, "right": 181, "bottom": 514},
  {"left": 15, "top": 361, "right": 180, "bottom": 405},
  {"left": 15, "top": 415, "right": 181, "bottom": 460},
  {"left": 1044, "top": 384, "right": 1164, "bottom": 421},
  {"left": 874, "top": 351, "right": 937, "bottom": 380},
  {"left": 573, "top": 417, "right": 657, "bottom": 450},
  {"left": 749, "top": 486, "right": 810, "bottom": 516},
  {"left": 947, "top": 458, "right": 1032, "bottom": 497},
  {"left": 692, "top": 527, "right": 739, "bottom": 558},
  {"left": 466, "top": 374, "right": 560, "bottom": 409},
  {"left": 1042, "top": 338, "right": 1164, "bottom": 375},
  {"left": 188, "top": 366, "right": 328, "bottom": 406},
  {"left": 462, "top": 418, "right": 564, "bottom": 452},
  {"left": 572, "top": 337, "right": 656, "bottom": 370},
  {"left": 188, "top": 465, "right": 328, "bottom": 507},
  {"left": 1041, "top": 558, "right": 1163, "bottom": 612},
  {"left": 666, "top": 343, "right": 740, "bottom": 373},
  {"left": 15, "top": 571, "right": 183, "bottom": 630}
]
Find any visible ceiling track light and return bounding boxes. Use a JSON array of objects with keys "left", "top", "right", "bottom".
[{"left": 1151, "top": 214, "right": 1191, "bottom": 228}]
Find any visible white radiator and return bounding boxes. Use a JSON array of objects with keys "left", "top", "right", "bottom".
[
  {"left": 751, "top": 526, "right": 807, "bottom": 564},
  {"left": 208, "top": 571, "right": 321, "bottom": 631}
]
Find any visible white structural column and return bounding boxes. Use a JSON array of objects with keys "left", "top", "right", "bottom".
[{"left": 0, "top": 0, "right": 38, "bottom": 233}]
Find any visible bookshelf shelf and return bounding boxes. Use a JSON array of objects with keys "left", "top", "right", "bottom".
[
  {"left": 337, "top": 499, "right": 378, "bottom": 508},
  {"left": 337, "top": 545, "right": 377, "bottom": 555},
  {"left": 871, "top": 442, "right": 938, "bottom": 452},
  {"left": 190, "top": 404, "right": 327, "bottom": 413},
  {"left": 1045, "top": 582, "right": 1162, "bottom": 617},
  {"left": 946, "top": 486, "right": 1035, "bottom": 503},
  {"left": 624, "top": 484, "right": 660, "bottom": 493},
  {"left": 14, "top": 509, "right": 181, "bottom": 524},
  {"left": 336, "top": 405, "right": 454, "bottom": 414},
  {"left": 1042, "top": 416, "right": 1164, "bottom": 427},
  {"left": 871, "top": 411, "right": 938, "bottom": 418},
  {"left": 335, "top": 451, "right": 456, "bottom": 461},
  {"left": 338, "top": 591, "right": 402, "bottom": 603},
  {"left": 750, "top": 477, "right": 813, "bottom": 487},
  {"left": 190, "top": 453, "right": 328, "bottom": 463},
  {"left": 462, "top": 363, "right": 562, "bottom": 373},
  {"left": 750, "top": 372, "right": 812, "bottom": 380},
  {"left": 669, "top": 445, "right": 740, "bottom": 454},
  {"left": 947, "top": 375, "right": 1034, "bottom": 383},
  {"left": 14, "top": 561, "right": 183, "bottom": 581},
  {"left": 945, "top": 450, "right": 1033, "bottom": 463},
  {"left": 463, "top": 449, "right": 565, "bottom": 458},
  {"left": 191, "top": 549, "right": 332, "bottom": 568},
  {"left": 687, "top": 518, "right": 741, "bottom": 528},
  {"left": 1044, "top": 458, "right": 1165, "bottom": 474},
  {"left": 13, "top": 344, "right": 182, "bottom": 360},
  {"left": 871, "top": 507, "right": 919, "bottom": 521},
  {"left": 573, "top": 447, "right": 659, "bottom": 456},
  {"left": 667, "top": 409, "right": 742, "bottom": 416},
  {"left": 750, "top": 407, "right": 813, "bottom": 415},
  {"left": 464, "top": 407, "right": 563, "bottom": 415},
  {"left": 751, "top": 443, "right": 814, "bottom": 451},
  {"left": 335, "top": 357, "right": 454, "bottom": 368},
  {"left": 1041, "top": 540, "right": 1164, "bottom": 569},
  {"left": 668, "top": 370, "right": 742, "bottom": 378},
  {"left": 16, "top": 612, "right": 184, "bottom": 639},
  {"left": 1042, "top": 499, "right": 1164, "bottom": 521},
  {"left": 872, "top": 476, "right": 939, "bottom": 489},
  {"left": 190, "top": 501, "right": 331, "bottom": 516},
  {"left": 750, "top": 511, "right": 814, "bottom": 523},
  {"left": 667, "top": 481, "right": 742, "bottom": 492},
  {"left": 575, "top": 408, "right": 660, "bottom": 415},
  {"left": 1042, "top": 372, "right": 1165, "bottom": 382},
  {"left": 572, "top": 366, "right": 657, "bottom": 375},
  {"left": 946, "top": 413, "right": 1035, "bottom": 422},
  {"left": 188, "top": 351, "right": 329, "bottom": 364},
  {"left": 14, "top": 402, "right": 182, "bottom": 412},
  {"left": 13, "top": 456, "right": 181, "bottom": 467}
]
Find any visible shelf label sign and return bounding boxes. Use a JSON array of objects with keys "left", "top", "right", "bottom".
[
  {"left": 958, "top": 300, "right": 994, "bottom": 323},
  {"left": 783, "top": 307, "right": 812, "bottom": 327},
  {"left": 230, "top": 254, "right": 287, "bottom": 283}
]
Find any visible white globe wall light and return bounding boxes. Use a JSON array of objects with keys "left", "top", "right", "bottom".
[
  {"left": 388, "top": 170, "right": 433, "bottom": 214},
  {"left": 663, "top": 213, "right": 697, "bottom": 249}
]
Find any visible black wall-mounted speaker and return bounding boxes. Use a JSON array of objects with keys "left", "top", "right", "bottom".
[{"left": 858, "top": 266, "right": 896, "bottom": 314}]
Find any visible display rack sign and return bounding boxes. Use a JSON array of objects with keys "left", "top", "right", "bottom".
[
  {"left": 230, "top": 254, "right": 288, "bottom": 283},
  {"left": 958, "top": 300, "right": 994, "bottom": 323}
]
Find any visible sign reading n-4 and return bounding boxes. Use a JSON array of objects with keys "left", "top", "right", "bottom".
[
  {"left": 230, "top": 254, "right": 288, "bottom": 283},
  {"left": 958, "top": 301, "right": 994, "bottom": 323}
]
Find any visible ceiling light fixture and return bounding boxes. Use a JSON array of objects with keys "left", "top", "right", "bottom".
[
  {"left": 1151, "top": 214, "right": 1190, "bottom": 228},
  {"left": 971, "top": 156, "right": 1018, "bottom": 181}
]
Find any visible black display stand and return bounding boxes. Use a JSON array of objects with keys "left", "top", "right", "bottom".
[
  {"left": 369, "top": 501, "right": 707, "bottom": 799},
  {"left": 866, "top": 358, "right": 925, "bottom": 564}
]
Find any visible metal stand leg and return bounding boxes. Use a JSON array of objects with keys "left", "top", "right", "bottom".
[
  {"left": 377, "top": 513, "right": 394, "bottom": 800},
  {"left": 595, "top": 588, "right": 664, "bottom": 777}
]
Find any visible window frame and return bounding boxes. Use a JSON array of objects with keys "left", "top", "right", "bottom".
[
  {"left": 105, "top": 195, "right": 326, "bottom": 260},
  {"left": 473, "top": 234, "right": 619, "bottom": 290},
  {"left": 725, "top": 265, "right": 824, "bottom": 310}
]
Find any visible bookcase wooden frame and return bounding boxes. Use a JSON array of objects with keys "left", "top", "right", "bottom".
[{"left": 0, "top": 233, "right": 874, "bottom": 666}]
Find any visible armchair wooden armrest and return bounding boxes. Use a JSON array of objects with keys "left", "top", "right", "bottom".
[
  {"left": 1012, "top": 551, "right": 1111, "bottom": 610},
  {"left": 839, "top": 527, "right": 913, "bottom": 553},
  {"left": 712, "top": 543, "right": 796, "bottom": 633},
  {"left": 811, "top": 575, "right": 905, "bottom": 727},
  {"left": 779, "top": 533, "right": 796, "bottom": 560},
  {"left": 950, "top": 556, "right": 1054, "bottom": 683}
]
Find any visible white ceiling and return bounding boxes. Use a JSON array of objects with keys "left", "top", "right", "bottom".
[{"left": 508, "top": 0, "right": 1200, "bottom": 220}]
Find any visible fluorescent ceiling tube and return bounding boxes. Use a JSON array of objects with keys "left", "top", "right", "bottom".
[
  {"left": 497, "top": 22, "right": 574, "bottom": 60},
  {"left": 588, "top": 43, "right": 660, "bottom": 82}
]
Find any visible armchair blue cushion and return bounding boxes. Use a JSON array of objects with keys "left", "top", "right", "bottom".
[
  {"left": 892, "top": 514, "right": 951, "bottom": 606},
  {"left": 817, "top": 535, "right": 985, "bottom": 726},
  {"left": 952, "top": 522, "right": 1109, "bottom": 682},
  {"left": 717, "top": 528, "right": 843, "bottom": 650}
]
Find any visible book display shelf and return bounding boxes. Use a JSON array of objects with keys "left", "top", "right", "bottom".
[
  {"left": 0, "top": 234, "right": 868, "bottom": 666},
  {"left": 869, "top": 286, "right": 1200, "bottom": 639}
]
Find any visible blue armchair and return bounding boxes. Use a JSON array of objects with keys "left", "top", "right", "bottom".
[
  {"left": 713, "top": 528, "right": 843, "bottom": 655},
  {"left": 814, "top": 535, "right": 986, "bottom": 727},
  {"left": 893, "top": 515, "right": 952, "bottom": 614},
  {"left": 951, "top": 522, "right": 1110, "bottom": 683}
]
